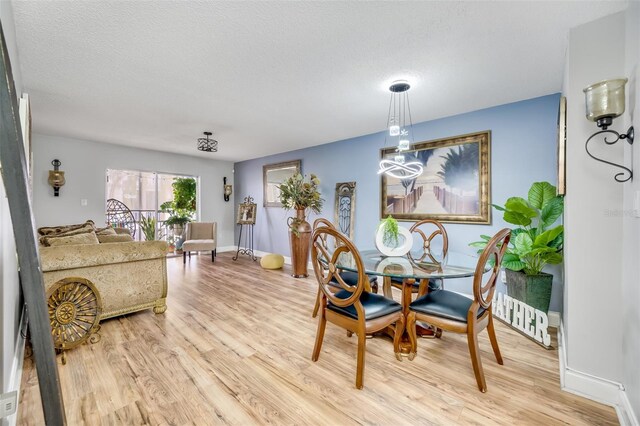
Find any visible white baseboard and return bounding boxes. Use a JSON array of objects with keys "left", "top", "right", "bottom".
[
  {"left": 216, "top": 245, "right": 237, "bottom": 253},
  {"left": 618, "top": 388, "right": 640, "bottom": 426},
  {"left": 5, "top": 305, "right": 27, "bottom": 426},
  {"left": 558, "top": 321, "right": 638, "bottom": 425}
]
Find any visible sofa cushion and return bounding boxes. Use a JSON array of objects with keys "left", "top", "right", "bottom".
[
  {"left": 182, "top": 239, "right": 215, "bottom": 251},
  {"left": 98, "top": 234, "right": 134, "bottom": 243},
  {"left": 40, "top": 240, "right": 169, "bottom": 271},
  {"left": 44, "top": 231, "right": 99, "bottom": 247},
  {"left": 38, "top": 220, "right": 95, "bottom": 237}
]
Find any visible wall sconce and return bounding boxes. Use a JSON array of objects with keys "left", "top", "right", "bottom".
[
  {"left": 584, "top": 78, "right": 634, "bottom": 182},
  {"left": 223, "top": 176, "right": 232, "bottom": 202},
  {"left": 48, "top": 159, "right": 65, "bottom": 196}
]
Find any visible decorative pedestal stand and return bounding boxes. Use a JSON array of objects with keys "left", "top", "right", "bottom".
[
  {"left": 233, "top": 196, "right": 258, "bottom": 261},
  {"left": 233, "top": 223, "right": 257, "bottom": 261}
]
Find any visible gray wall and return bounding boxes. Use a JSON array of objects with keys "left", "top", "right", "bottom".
[
  {"left": 564, "top": 6, "right": 639, "bottom": 419},
  {"left": 622, "top": 3, "right": 639, "bottom": 419},
  {"left": 564, "top": 11, "right": 625, "bottom": 385},
  {"left": 32, "top": 134, "right": 237, "bottom": 247},
  {"left": 234, "top": 94, "right": 563, "bottom": 312},
  {"left": 0, "top": 0, "right": 24, "bottom": 417}
]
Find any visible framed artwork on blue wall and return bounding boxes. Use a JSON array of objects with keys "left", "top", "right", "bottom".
[{"left": 380, "top": 131, "right": 491, "bottom": 224}]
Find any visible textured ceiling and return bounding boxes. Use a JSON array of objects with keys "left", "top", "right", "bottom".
[{"left": 12, "top": 1, "right": 628, "bottom": 162}]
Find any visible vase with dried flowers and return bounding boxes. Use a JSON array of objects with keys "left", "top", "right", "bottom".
[{"left": 278, "top": 173, "right": 324, "bottom": 277}]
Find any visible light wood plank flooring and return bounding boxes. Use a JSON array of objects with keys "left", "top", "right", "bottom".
[{"left": 18, "top": 253, "right": 617, "bottom": 425}]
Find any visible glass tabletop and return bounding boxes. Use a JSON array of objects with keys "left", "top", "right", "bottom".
[{"left": 334, "top": 249, "right": 481, "bottom": 280}]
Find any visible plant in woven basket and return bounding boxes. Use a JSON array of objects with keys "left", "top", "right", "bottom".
[{"left": 278, "top": 173, "right": 324, "bottom": 235}]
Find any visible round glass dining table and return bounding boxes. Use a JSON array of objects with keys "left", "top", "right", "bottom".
[
  {"left": 335, "top": 249, "right": 481, "bottom": 281},
  {"left": 332, "top": 248, "right": 483, "bottom": 351}
]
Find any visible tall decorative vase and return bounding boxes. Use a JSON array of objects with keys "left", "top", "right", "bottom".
[{"left": 288, "top": 208, "right": 312, "bottom": 278}]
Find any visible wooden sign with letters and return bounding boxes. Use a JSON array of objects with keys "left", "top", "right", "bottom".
[{"left": 493, "top": 292, "right": 552, "bottom": 349}]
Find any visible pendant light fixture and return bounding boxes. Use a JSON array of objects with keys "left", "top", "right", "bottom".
[
  {"left": 377, "top": 81, "right": 424, "bottom": 179},
  {"left": 197, "top": 131, "right": 218, "bottom": 152}
]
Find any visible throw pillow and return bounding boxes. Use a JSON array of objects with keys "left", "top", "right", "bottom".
[
  {"left": 44, "top": 231, "right": 99, "bottom": 247},
  {"left": 97, "top": 234, "right": 134, "bottom": 243},
  {"left": 113, "top": 227, "right": 132, "bottom": 235},
  {"left": 38, "top": 220, "right": 95, "bottom": 236},
  {"left": 95, "top": 226, "right": 117, "bottom": 236}
]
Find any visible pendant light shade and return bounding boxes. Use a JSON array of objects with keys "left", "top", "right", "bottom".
[{"left": 378, "top": 81, "right": 423, "bottom": 179}]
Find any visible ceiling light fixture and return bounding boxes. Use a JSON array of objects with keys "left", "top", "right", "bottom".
[
  {"left": 377, "top": 81, "right": 424, "bottom": 179},
  {"left": 197, "top": 131, "right": 218, "bottom": 153}
]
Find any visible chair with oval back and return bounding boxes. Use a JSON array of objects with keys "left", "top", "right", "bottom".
[
  {"left": 384, "top": 219, "right": 449, "bottom": 299},
  {"left": 406, "top": 228, "right": 511, "bottom": 392},
  {"left": 311, "top": 225, "right": 405, "bottom": 389},
  {"left": 311, "top": 218, "right": 378, "bottom": 318}
]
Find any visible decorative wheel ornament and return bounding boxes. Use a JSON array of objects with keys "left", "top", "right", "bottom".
[
  {"left": 47, "top": 278, "right": 102, "bottom": 363},
  {"left": 377, "top": 159, "right": 424, "bottom": 179}
]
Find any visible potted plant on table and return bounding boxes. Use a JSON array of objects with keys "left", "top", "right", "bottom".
[
  {"left": 470, "top": 181, "right": 563, "bottom": 314},
  {"left": 278, "top": 173, "right": 324, "bottom": 278}
]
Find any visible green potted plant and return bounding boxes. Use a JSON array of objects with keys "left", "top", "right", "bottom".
[
  {"left": 140, "top": 215, "right": 157, "bottom": 241},
  {"left": 160, "top": 177, "right": 197, "bottom": 250},
  {"left": 278, "top": 173, "right": 324, "bottom": 278},
  {"left": 380, "top": 216, "right": 400, "bottom": 248},
  {"left": 470, "top": 181, "right": 563, "bottom": 314}
]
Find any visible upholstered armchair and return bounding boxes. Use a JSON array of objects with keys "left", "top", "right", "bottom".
[{"left": 182, "top": 222, "right": 217, "bottom": 263}]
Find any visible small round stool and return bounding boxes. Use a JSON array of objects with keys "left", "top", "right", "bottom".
[{"left": 260, "top": 253, "right": 285, "bottom": 270}]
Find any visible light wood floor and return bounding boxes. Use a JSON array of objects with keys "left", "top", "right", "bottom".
[{"left": 18, "top": 253, "right": 617, "bottom": 425}]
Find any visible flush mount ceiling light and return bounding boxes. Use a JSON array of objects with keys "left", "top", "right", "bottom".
[
  {"left": 377, "top": 81, "right": 424, "bottom": 179},
  {"left": 197, "top": 131, "right": 218, "bottom": 153}
]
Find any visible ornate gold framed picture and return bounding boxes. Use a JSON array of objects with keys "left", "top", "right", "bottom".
[
  {"left": 380, "top": 131, "right": 491, "bottom": 224},
  {"left": 237, "top": 200, "right": 257, "bottom": 225}
]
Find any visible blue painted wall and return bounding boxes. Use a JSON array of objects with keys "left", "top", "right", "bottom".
[{"left": 234, "top": 93, "right": 563, "bottom": 311}]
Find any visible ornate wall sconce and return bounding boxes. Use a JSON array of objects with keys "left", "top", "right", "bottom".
[
  {"left": 223, "top": 176, "right": 232, "bottom": 202},
  {"left": 583, "top": 78, "right": 634, "bottom": 182},
  {"left": 48, "top": 159, "right": 65, "bottom": 196}
]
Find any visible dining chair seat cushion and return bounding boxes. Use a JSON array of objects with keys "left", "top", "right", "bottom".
[
  {"left": 409, "top": 290, "right": 485, "bottom": 323},
  {"left": 331, "top": 271, "right": 378, "bottom": 287},
  {"left": 390, "top": 276, "right": 441, "bottom": 290},
  {"left": 327, "top": 290, "right": 402, "bottom": 320}
]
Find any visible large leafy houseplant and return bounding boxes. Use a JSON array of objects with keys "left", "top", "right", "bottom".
[
  {"left": 470, "top": 182, "right": 563, "bottom": 313},
  {"left": 470, "top": 181, "right": 563, "bottom": 274},
  {"left": 160, "top": 177, "right": 197, "bottom": 229}
]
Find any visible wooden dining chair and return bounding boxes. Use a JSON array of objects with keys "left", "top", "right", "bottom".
[
  {"left": 384, "top": 219, "right": 449, "bottom": 299},
  {"left": 311, "top": 218, "right": 378, "bottom": 318},
  {"left": 311, "top": 225, "right": 405, "bottom": 389},
  {"left": 406, "top": 228, "right": 511, "bottom": 392}
]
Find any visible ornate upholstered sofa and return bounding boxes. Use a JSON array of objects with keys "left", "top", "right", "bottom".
[{"left": 40, "top": 240, "right": 169, "bottom": 319}]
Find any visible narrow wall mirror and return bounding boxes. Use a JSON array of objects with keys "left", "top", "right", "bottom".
[{"left": 263, "top": 160, "right": 301, "bottom": 207}]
